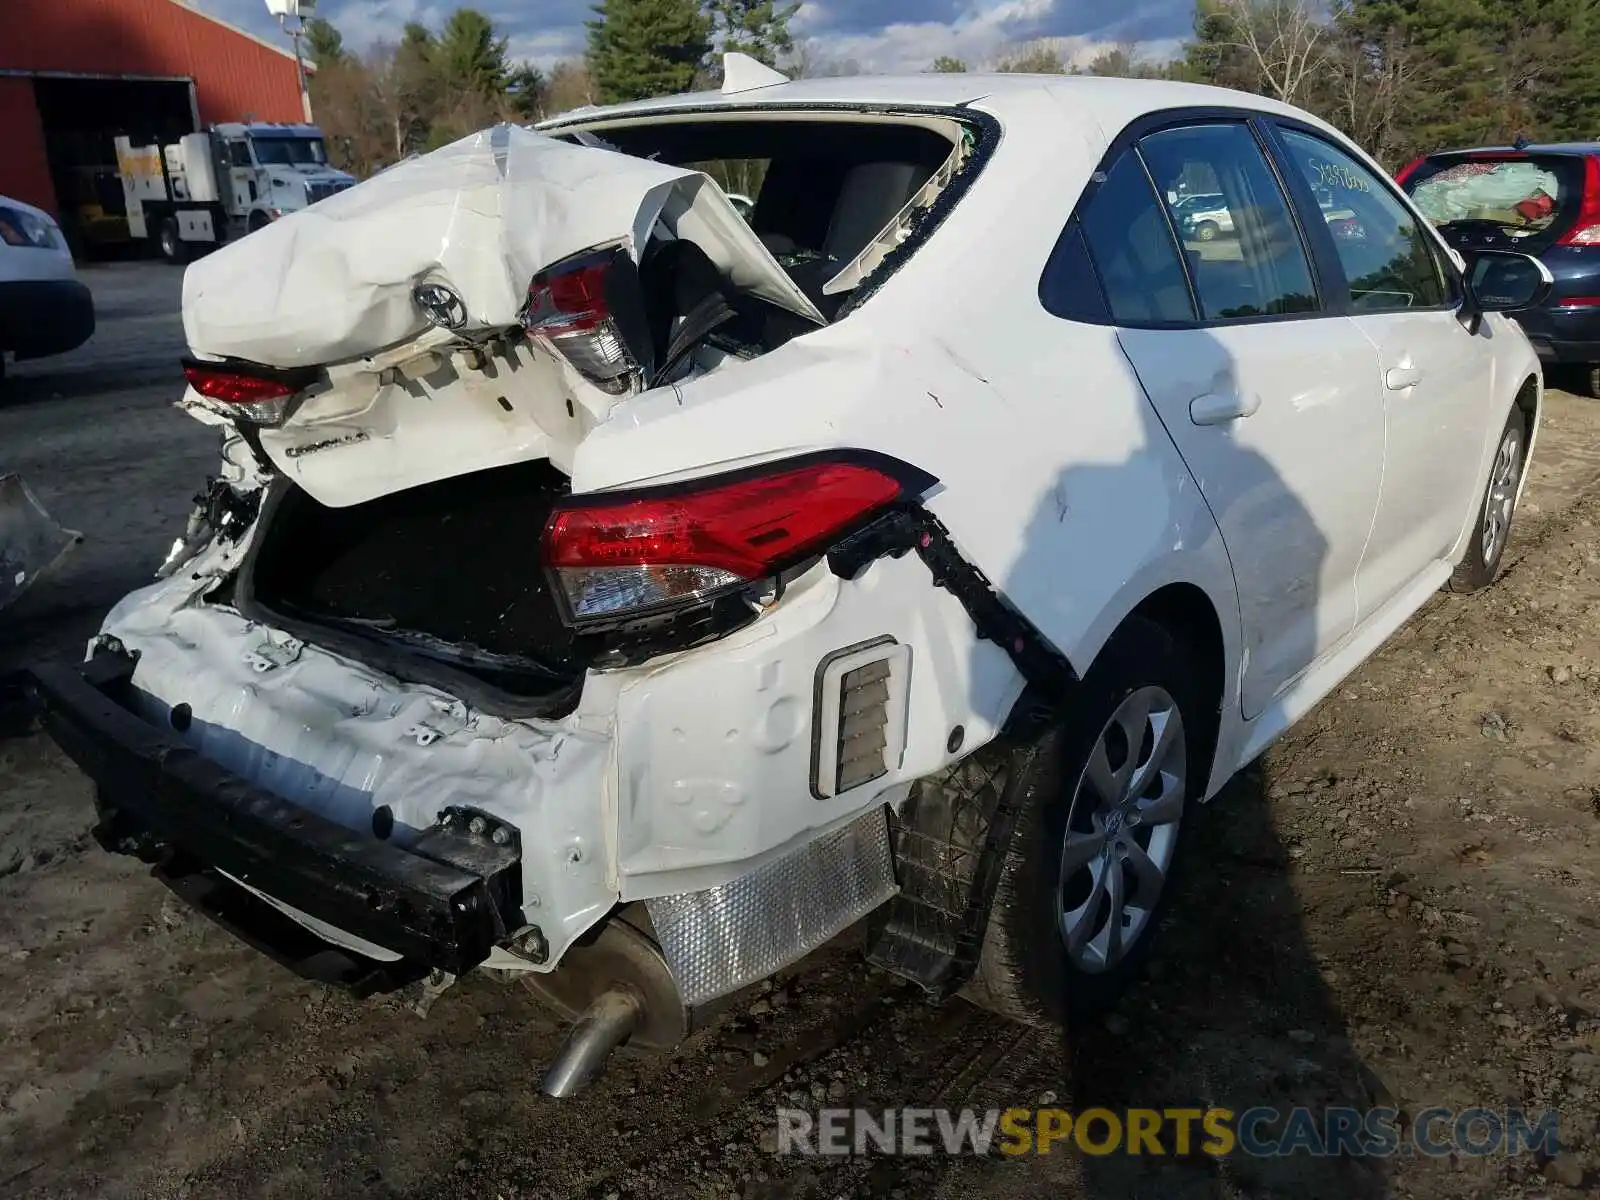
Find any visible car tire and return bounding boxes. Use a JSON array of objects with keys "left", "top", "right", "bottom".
[
  {"left": 1447, "top": 405, "right": 1528, "bottom": 594},
  {"left": 1193, "top": 220, "right": 1220, "bottom": 242},
  {"left": 962, "top": 616, "right": 1202, "bottom": 1029}
]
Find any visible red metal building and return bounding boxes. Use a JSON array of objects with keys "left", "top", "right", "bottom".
[{"left": 1, "top": 0, "right": 305, "bottom": 232}]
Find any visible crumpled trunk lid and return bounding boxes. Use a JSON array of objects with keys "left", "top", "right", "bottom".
[
  {"left": 184, "top": 124, "right": 821, "bottom": 366},
  {"left": 180, "top": 125, "right": 823, "bottom": 509}
]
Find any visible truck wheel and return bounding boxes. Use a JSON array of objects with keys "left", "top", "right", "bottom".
[
  {"left": 963, "top": 616, "right": 1202, "bottom": 1028},
  {"left": 158, "top": 220, "right": 186, "bottom": 265}
]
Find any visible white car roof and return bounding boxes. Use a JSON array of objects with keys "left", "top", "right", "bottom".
[
  {"left": 0, "top": 193, "right": 58, "bottom": 225},
  {"left": 538, "top": 73, "right": 1315, "bottom": 141}
]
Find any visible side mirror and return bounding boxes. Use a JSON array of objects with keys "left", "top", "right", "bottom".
[{"left": 1464, "top": 249, "right": 1553, "bottom": 315}]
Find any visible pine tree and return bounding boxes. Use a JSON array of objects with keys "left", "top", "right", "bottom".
[
  {"left": 706, "top": 0, "right": 801, "bottom": 67},
  {"left": 302, "top": 17, "right": 347, "bottom": 69},
  {"left": 931, "top": 56, "right": 968, "bottom": 72},
  {"left": 587, "top": 0, "right": 714, "bottom": 104},
  {"left": 434, "top": 8, "right": 510, "bottom": 100}
]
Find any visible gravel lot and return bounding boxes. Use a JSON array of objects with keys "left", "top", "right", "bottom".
[{"left": 2, "top": 264, "right": 1600, "bottom": 1198}]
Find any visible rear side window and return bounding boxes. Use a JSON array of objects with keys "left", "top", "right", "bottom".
[
  {"left": 1138, "top": 123, "right": 1319, "bottom": 321},
  {"left": 1405, "top": 154, "right": 1580, "bottom": 242},
  {"left": 1074, "top": 151, "right": 1196, "bottom": 324},
  {"left": 1278, "top": 129, "right": 1448, "bottom": 312}
]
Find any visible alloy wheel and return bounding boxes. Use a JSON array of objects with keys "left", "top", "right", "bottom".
[
  {"left": 1058, "top": 685, "right": 1187, "bottom": 974},
  {"left": 1481, "top": 426, "right": 1522, "bottom": 566}
]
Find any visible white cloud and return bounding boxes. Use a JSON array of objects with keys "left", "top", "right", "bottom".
[
  {"left": 196, "top": 0, "right": 1185, "bottom": 74},
  {"left": 504, "top": 29, "right": 588, "bottom": 70}
]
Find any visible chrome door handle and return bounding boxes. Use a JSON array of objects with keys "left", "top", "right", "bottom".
[
  {"left": 1190, "top": 391, "right": 1261, "bottom": 425},
  {"left": 1385, "top": 365, "right": 1423, "bottom": 390}
]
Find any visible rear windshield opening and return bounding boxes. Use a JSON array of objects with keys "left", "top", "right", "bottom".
[
  {"left": 1405, "top": 155, "right": 1583, "bottom": 243},
  {"left": 555, "top": 116, "right": 972, "bottom": 320}
]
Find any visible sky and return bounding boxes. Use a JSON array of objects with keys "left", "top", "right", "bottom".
[{"left": 208, "top": 1, "right": 1191, "bottom": 73}]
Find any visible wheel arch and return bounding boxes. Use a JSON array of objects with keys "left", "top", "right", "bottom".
[
  {"left": 1513, "top": 371, "right": 1540, "bottom": 495},
  {"left": 1017, "top": 573, "right": 1237, "bottom": 802},
  {"left": 1127, "top": 582, "right": 1227, "bottom": 801},
  {"left": 1450, "top": 368, "right": 1541, "bottom": 566}
]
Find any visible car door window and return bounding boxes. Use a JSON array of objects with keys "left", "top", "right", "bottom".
[
  {"left": 228, "top": 141, "right": 253, "bottom": 168},
  {"left": 1276, "top": 128, "right": 1449, "bottom": 313},
  {"left": 1071, "top": 150, "right": 1198, "bottom": 324},
  {"left": 1138, "top": 123, "right": 1319, "bottom": 322}
]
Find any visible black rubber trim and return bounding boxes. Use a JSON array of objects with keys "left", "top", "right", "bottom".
[
  {"left": 828, "top": 505, "right": 1076, "bottom": 998},
  {"left": 866, "top": 733, "right": 1044, "bottom": 999},
  {"left": 24, "top": 645, "right": 524, "bottom": 977},
  {"left": 827, "top": 504, "right": 1078, "bottom": 697}
]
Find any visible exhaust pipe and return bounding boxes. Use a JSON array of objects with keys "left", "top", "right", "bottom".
[{"left": 539, "top": 986, "right": 644, "bottom": 1098}]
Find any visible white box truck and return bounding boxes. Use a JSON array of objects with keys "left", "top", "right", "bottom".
[{"left": 114, "top": 123, "right": 355, "bottom": 262}]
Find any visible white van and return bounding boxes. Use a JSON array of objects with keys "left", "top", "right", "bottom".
[{"left": 0, "top": 195, "right": 95, "bottom": 382}]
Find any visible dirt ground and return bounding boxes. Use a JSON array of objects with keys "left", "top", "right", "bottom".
[{"left": 3, "top": 267, "right": 1600, "bottom": 1198}]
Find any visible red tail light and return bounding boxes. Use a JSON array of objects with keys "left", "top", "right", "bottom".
[
  {"left": 522, "top": 247, "right": 644, "bottom": 395},
  {"left": 182, "top": 359, "right": 309, "bottom": 425},
  {"left": 1393, "top": 156, "right": 1426, "bottom": 186},
  {"left": 1558, "top": 155, "right": 1600, "bottom": 246},
  {"left": 543, "top": 454, "right": 936, "bottom": 625}
]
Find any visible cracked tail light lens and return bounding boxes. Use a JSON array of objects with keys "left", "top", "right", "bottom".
[
  {"left": 182, "top": 361, "right": 304, "bottom": 425},
  {"left": 543, "top": 456, "right": 933, "bottom": 626},
  {"left": 523, "top": 248, "right": 641, "bottom": 396}
]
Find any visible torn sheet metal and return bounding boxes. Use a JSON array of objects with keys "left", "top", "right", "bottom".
[
  {"left": 182, "top": 124, "right": 823, "bottom": 369},
  {"left": 0, "top": 474, "right": 81, "bottom": 613}
]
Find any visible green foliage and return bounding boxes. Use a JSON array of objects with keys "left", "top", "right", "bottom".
[
  {"left": 302, "top": 17, "right": 347, "bottom": 68},
  {"left": 505, "top": 63, "right": 548, "bottom": 122},
  {"left": 996, "top": 43, "right": 1068, "bottom": 73},
  {"left": 588, "top": 0, "right": 714, "bottom": 104},
  {"left": 1180, "top": 0, "right": 1600, "bottom": 164},
  {"left": 931, "top": 56, "right": 968, "bottom": 72},
  {"left": 432, "top": 8, "right": 510, "bottom": 100},
  {"left": 707, "top": 0, "right": 801, "bottom": 67},
  {"left": 1082, "top": 44, "right": 1175, "bottom": 78}
]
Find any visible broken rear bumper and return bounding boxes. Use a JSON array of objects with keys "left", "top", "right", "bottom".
[{"left": 24, "top": 645, "right": 526, "bottom": 982}]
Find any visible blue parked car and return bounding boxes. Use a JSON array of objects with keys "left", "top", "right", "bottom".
[{"left": 1400, "top": 142, "right": 1600, "bottom": 396}]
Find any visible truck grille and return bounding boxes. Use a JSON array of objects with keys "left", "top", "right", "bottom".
[{"left": 304, "top": 180, "right": 353, "bottom": 205}]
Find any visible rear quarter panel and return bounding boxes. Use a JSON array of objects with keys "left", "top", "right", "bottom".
[{"left": 571, "top": 92, "right": 1247, "bottom": 797}]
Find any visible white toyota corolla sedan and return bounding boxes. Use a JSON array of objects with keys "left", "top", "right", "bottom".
[{"left": 23, "top": 62, "right": 1549, "bottom": 1095}]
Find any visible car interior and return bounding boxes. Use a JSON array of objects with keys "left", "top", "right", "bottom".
[{"left": 556, "top": 118, "right": 957, "bottom": 327}]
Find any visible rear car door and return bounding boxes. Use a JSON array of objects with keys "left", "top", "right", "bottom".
[
  {"left": 1270, "top": 126, "right": 1491, "bottom": 616},
  {"left": 1068, "top": 118, "right": 1385, "bottom": 718}
]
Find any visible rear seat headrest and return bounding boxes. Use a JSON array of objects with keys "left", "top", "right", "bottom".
[{"left": 823, "top": 161, "right": 934, "bottom": 264}]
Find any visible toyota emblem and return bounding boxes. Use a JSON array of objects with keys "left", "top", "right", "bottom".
[{"left": 412, "top": 282, "right": 468, "bottom": 330}]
